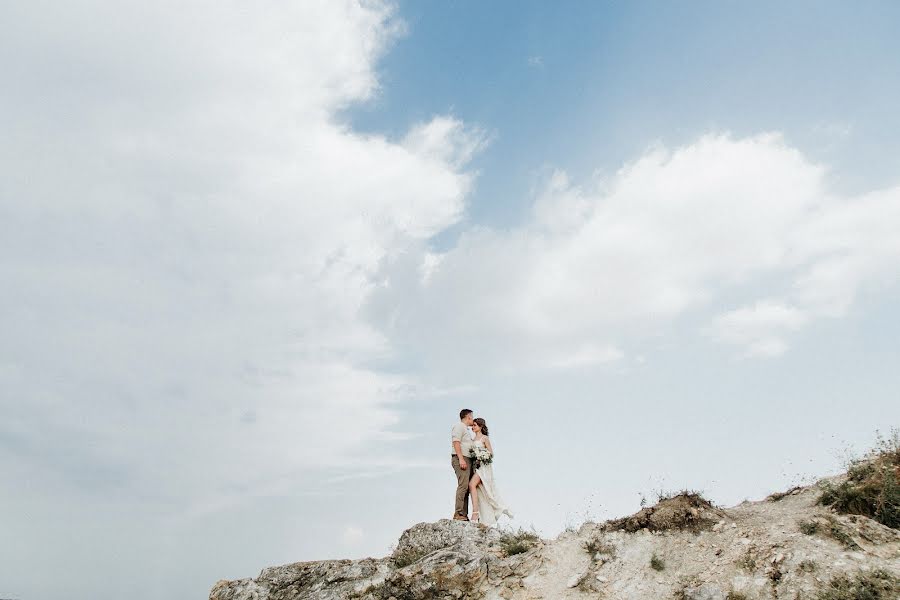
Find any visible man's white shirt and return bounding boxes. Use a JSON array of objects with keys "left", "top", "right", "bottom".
[{"left": 451, "top": 421, "right": 475, "bottom": 456}]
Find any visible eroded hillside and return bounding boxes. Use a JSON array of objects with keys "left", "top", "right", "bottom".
[{"left": 210, "top": 450, "right": 900, "bottom": 600}]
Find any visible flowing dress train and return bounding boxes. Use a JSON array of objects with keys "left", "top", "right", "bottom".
[{"left": 473, "top": 438, "right": 513, "bottom": 526}]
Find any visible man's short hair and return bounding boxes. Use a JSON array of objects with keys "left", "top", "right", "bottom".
[{"left": 459, "top": 408, "right": 473, "bottom": 420}]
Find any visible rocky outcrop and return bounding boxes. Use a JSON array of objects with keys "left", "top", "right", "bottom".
[
  {"left": 209, "top": 519, "right": 540, "bottom": 600},
  {"left": 210, "top": 476, "right": 900, "bottom": 600}
]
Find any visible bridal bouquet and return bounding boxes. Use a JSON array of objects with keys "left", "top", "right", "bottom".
[{"left": 469, "top": 445, "right": 493, "bottom": 465}]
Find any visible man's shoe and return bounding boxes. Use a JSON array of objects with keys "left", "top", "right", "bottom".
[{"left": 452, "top": 515, "right": 469, "bottom": 521}]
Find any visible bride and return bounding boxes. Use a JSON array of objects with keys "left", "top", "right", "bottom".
[{"left": 468, "top": 418, "right": 513, "bottom": 526}]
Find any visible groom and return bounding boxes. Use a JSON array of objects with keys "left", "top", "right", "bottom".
[{"left": 451, "top": 408, "right": 476, "bottom": 521}]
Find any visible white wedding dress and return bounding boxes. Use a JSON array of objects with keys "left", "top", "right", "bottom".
[{"left": 473, "top": 437, "right": 513, "bottom": 526}]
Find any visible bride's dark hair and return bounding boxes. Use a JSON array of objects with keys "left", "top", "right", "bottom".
[{"left": 474, "top": 417, "right": 489, "bottom": 436}]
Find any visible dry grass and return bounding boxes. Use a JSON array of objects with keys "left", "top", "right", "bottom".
[
  {"left": 498, "top": 528, "right": 540, "bottom": 557},
  {"left": 799, "top": 559, "right": 818, "bottom": 573},
  {"left": 736, "top": 550, "right": 757, "bottom": 572},
  {"left": 605, "top": 491, "right": 723, "bottom": 533},
  {"left": 815, "top": 569, "right": 900, "bottom": 599},
  {"left": 823, "top": 516, "right": 861, "bottom": 550},
  {"left": 767, "top": 486, "right": 802, "bottom": 502},
  {"left": 799, "top": 516, "right": 860, "bottom": 549},
  {"left": 799, "top": 519, "right": 821, "bottom": 535},
  {"left": 583, "top": 536, "right": 616, "bottom": 558},
  {"left": 820, "top": 429, "right": 900, "bottom": 530},
  {"left": 672, "top": 575, "right": 703, "bottom": 600}
]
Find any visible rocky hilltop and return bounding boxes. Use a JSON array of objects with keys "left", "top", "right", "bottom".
[{"left": 210, "top": 456, "right": 900, "bottom": 600}]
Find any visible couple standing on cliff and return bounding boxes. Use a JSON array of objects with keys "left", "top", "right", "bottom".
[{"left": 450, "top": 409, "right": 514, "bottom": 526}]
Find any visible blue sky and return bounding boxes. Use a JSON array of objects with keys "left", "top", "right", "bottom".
[
  {"left": 2, "top": 2, "right": 900, "bottom": 600},
  {"left": 353, "top": 1, "right": 900, "bottom": 225}
]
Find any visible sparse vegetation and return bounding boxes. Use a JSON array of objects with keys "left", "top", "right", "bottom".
[
  {"left": 563, "top": 507, "right": 597, "bottom": 533},
  {"left": 673, "top": 575, "right": 703, "bottom": 600},
  {"left": 799, "top": 519, "right": 821, "bottom": 535},
  {"left": 798, "top": 516, "right": 860, "bottom": 549},
  {"left": 736, "top": 550, "right": 757, "bottom": 572},
  {"left": 498, "top": 527, "right": 540, "bottom": 556},
  {"left": 799, "top": 559, "right": 818, "bottom": 573},
  {"left": 583, "top": 536, "right": 616, "bottom": 558},
  {"left": 819, "top": 429, "right": 900, "bottom": 530},
  {"left": 656, "top": 488, "right": 706, "bottom": 503},
  {"left": 226, "top": 442, "right": 900, "bottom": 600},
  {"left": 815, "top": 569, "right": 900, "bottom": 600},
  {"left": 605, "top": 490, "right": 722, "bottom": 533},
  {"left": 767, "top": 486, "right": 802, "bottom": 502},
  {"left": 824, "top": 516, "right": 860, "bottom": 549}
]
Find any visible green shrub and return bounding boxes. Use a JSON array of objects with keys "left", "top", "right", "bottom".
[
  {"left": 650, "top": 553, "right": 665, "bottom": 571},
  {"left": 819, "top": 430, "right": 900, "bottom": 529}
]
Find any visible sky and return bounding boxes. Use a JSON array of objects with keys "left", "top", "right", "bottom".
[{"left": 2, "top": 1, "right": 900, "bottom": 599}]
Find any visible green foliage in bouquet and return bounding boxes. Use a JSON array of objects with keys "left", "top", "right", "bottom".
[{"left": 469, "top": 446, "right": 493, "bottom": 465}]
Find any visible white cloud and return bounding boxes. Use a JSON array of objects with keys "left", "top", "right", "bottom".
[
  {"left": 707, "top": 301, "right": 809, "bottom": 357},
  {"left": 0, "top": 0, "right": 482, "bottom": 514},
  {"left": 403, "top": 116, "right": 490, "bottom": 170},
  {"left": 372, "top": 132, "right": 900, "bottom": 370}
]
